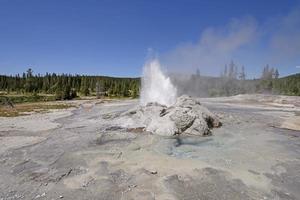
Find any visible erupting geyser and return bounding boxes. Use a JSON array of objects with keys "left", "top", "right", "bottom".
[
  {"left": 116, "top": 59, "right": 222, "bottom": 137},
  {"left": 140, "top": 59, "right": 177, "bottom": 106}
]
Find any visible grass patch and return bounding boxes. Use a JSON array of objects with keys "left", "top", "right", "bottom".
[
  {"left": 0, "top": 94, "right": 56, "bottom": 104},
  {"left": 0, "top": 102, "right": 74, "bottom": 117}
]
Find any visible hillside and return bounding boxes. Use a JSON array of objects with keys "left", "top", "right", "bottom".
[{"left": 273, "top": 73, "right": 300, "bottom": 95}]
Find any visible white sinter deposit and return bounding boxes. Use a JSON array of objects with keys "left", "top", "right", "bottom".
[
  {"left": 117, "top": 59, "right": 221, "bottom": 136},
  {"left": 121, "top": 95, "right": 221, "bottom": 136},
  {"left": 140, "top": 59, "right": 177, "bottom": 107}
]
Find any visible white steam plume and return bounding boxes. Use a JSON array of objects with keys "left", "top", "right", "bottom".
[
  {"left": 162, "top": 16, "right": 257, "bottom": 75},
  {"left": 161, "top": 7, "right": 300, "bottom": 76},
  {"left": 140, "top": 59, "right": 177, "bottom": 106}
]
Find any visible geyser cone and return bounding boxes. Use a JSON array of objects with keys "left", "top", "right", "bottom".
[
  {"left": 140, "top": 59, "right": 177, "bottom": 107},
  {"left": 120, "top": 95, "right": 222, "bottom": 136}
]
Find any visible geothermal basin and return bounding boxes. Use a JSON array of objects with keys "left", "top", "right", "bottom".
[
  {"left": 1, "top": 60, "right": 300, "bottom": 199},
  {"left": 0, "top": 95, "right": 300, "bottom": 200}
]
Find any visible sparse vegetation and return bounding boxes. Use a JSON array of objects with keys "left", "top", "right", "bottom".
[
  {"left": 0, "top": 94, "right": 56, "bottom": 104},
  {"left": 0, "top": 102, "right": 74, "bottom": 117}
]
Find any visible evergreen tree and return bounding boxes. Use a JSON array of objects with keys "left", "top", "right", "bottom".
[
  {"left": 228, "top": 61, "right": 235, "bottom": 79},
  {"left": 63, "top": 85, "right": 71, "bottom": 100},
  {"left": 196, "top": 68, "right": 200, "bottom": 78},
  {"left": 224, "top": 64, "right": 228, "bottom": 77},
  {"left": 239, "top": 66, "right": 246, "bottom": 80},
  {"left": 274, "top": 69, "right": 279, "bottom": 79},
  {"left": 24, "top": 68, "right": 34, "bottom": 93},
  {"left": 95, "top": 81, "right": 104, "bottom": 99}
]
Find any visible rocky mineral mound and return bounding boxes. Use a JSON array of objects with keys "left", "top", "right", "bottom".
[{"left": 120, "top": 95, "right": 221, "bottom": 136}]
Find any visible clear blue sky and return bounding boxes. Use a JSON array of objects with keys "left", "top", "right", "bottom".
[{"left": 0, "top": 0, "right": 299, "bottom": 77}]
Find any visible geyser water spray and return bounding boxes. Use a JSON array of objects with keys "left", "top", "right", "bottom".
[{"left": 140, "top": 59, "right": 177, "bottom": 106}]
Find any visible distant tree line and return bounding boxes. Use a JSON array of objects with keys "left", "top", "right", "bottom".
[
  {"left": 172, "top": 61, "right": 300, "bottom": 97},
  {"left": 0, "top": 68, "right": 140, "bottom": 100},
  {"left": 1, "top": 64, "right": 299, "bottom": 102}
]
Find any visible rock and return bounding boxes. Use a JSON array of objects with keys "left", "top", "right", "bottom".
[
  {"left": 129, "top": 184, "right": 137, "bottom": 188},
  {"left": 150, "top": 170, "right": 157, "bottom": 175},
  {"left": 185, "top": 117, "right": 210, "bottom": 136},
  {"left": 119, "top": 95, "right": 221, "bottom": 136},
  {"left": 35, "top": 192, "right": 46, "bottom": 199}
]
